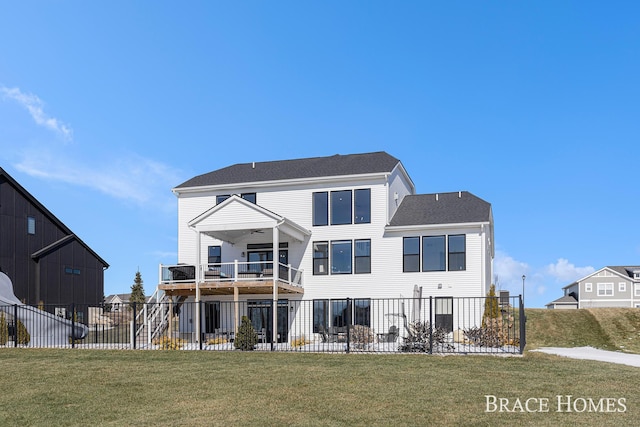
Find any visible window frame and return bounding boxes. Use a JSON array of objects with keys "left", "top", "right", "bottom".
[
  {"left": 585, "top": 283, "right": 592, "bottom": 292},
  {"left": 403, "top": 237, "right": 420, "bottom": 272},
  {"left": 208, "top": 246, "right": 222, "bottom": 266},
  {"left": 354, "top": 239, "right": 371, "bottom": 274},
  {"left": 241, "top": 193, "right": 256, "bottom": 204},
  {"left": 422, "top": 235, "right": 446, "bottom": 272},
  {"left": 619, "top": 282, "right": 626, "bottom": 292},
  {"left": 312, "top": 192, "right": 329, "bottom": 226},
  {"left": 27, "top": 216, "right": 36, "bottom": 235},
  {"left": 330, "top": 190, "right": 352, "bottom": 225},
  {"left": 331, "top": 240, "right": 353, "bottom": 274},
  {"left": 313, "top": 299, "right": 329, "bottom": 333},
  {"left": 354, "top": 189, "right": 371, "bottom": 224},
  {"left": 331, "top": 299, "right": 349, "bottom": 327},
  {"left": 447, "top": 234, "right": 466, "bottom": 271},
  {"left": 216, "top": 195, "right": 230, "bottom": 204},
  {"left": 597, "top": 283, "right": 614, "bottom": 296},
  {"left": 313, "top": 242, "right": 329, "bottom": 275},
  {"left": 353, "top": 298, "right": 371, "bottom": 327}
]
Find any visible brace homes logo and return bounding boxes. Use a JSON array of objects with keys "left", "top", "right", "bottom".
[{"left": 485, "top": 395, "right": 627, "bottom": 413}]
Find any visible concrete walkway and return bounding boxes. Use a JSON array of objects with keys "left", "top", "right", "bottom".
[{"left": 532, "top": 346, "right": 640, "bottom": 368}]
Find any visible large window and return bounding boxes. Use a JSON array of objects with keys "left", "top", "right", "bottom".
[
  {"left": 27, "top": 216, "right": 36, "bottom": 235},
  {"left": 312, "top": 192, "right": 328, "bottom": 226},
  {"left": 354, "top": 239, "right": 371, "bottom": 274},
  {"left": 313, "top": 300, "right": 329, "bottom": 333},
  {"left": 403, "top": 237, "right": 420, "bottom": 272},
  {"left": 331, "top": 241, "right": 352, "bottom": 274},
  {"left": 597, "top": 283, "right": 613, "bottom": 296},
  {"left": 353, "top": 299, "right": 371, "bottom": 327},
  {"left": 423, "top": 236, "right": 445, "bottom": 271},
  {"left": 448, "top": 235, "right": 466, "bottom": 271},
  {"left": 313, "top": 242, "right": 329, "bottom": 275},
  {"left": 331, "top": 300, "right": 349, "bottom": 327},
  {"left": 331, "top": 190, "right": 352, "bottom": 225},
  {"left": 208, "top": 246, "right": 221, "bottom": 266},
  {"left": 354, "top": 189, "right": 371, "bottom": 224}
]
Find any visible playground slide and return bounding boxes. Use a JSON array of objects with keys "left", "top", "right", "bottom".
[{"left": 0, "top": 272, "right": 88, "bottom": 346}]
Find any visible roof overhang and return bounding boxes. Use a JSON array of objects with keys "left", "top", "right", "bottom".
[
  {"left": 188, "top": 195, "right": 311, "bottom": 244},
  {"left": 384, "top": 221, "right": 491, "bottom": 234}
]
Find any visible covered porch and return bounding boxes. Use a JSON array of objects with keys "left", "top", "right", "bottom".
[{"left": 159, "top": 195, "right": 311, "bottom": 344}]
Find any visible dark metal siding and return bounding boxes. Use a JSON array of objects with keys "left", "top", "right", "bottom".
[{"left": 0, "top": 175, "right": 105, "bottom": 306}]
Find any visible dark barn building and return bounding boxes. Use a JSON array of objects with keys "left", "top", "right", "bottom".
[{"left": 0, "top": 167, "right": 108, "bottom": 309}]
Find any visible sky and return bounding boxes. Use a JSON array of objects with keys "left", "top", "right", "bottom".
[{"left": 0, "top": 1, "right": 638, "bottom": 308}]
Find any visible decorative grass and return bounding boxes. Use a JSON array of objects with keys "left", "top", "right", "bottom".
[{"left": 0, "top": 349, "right": 638, "bottom": 426}]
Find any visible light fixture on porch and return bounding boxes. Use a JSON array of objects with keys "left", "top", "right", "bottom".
[{"left": 241, "top": 251, "right": 245, "bottom": 258}]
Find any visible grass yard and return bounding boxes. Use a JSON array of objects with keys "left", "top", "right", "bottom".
[{"left": 0, "top": 348, "right": 639, "bottom": 426}]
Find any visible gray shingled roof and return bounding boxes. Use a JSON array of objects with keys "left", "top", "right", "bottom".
[
  {"left": 389, "top": 192, "right": 491, "bottom": 226},
  {"left": 176, "top": 152, "right": 401, "bottom": 188},
  {"left": 547, "top": 295, "right": 578, "bottom": 305},
  {"left": 608, "top": 266, "right": 640, "bottom": 279}
]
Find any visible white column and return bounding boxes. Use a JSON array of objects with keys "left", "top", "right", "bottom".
[
  {"left": 272, "top": 226, "right": 279, "bottom": 344},
  {"left": 195, "top": 230, "right": 201, "bottom": 342}
]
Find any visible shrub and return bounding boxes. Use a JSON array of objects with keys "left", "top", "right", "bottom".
[
  {"left": 398, "top": 321, "right": 453, "bottom": 353},
  {"left": 206, "top": 336, "right": 228, "bottom": 345},
  {"left": 291, "top": 335, "right": 309, "bottom": 347},
  {"left": 16, "top": 319, "right": 30, "bottom": 345},
  {"left": 349, "top": 325, "right": 375, "bottom": 350},
  {"left": 465, "top": 314, "right": 518, "bottom": 347},
  {"left": 234, "top": 316, "right": 258, "bottom": 351},
  {"left": 482, "top": 284, "right": 500, "bottom": 327},
  {"left": 152, "top": 336, "right": 186, "bottom": 350},
  {"left": 0, "top": 312, "right": 7, "bottom": 345}
]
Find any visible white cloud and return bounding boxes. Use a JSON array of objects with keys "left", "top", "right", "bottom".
[
  {"left": 15, "top": 148, "right": 182, "bottom": 210},
  {"left": 1, "top": 86, "right": 73, "bottom": 141},
  {"left": 544, "top": 258, "right": 594, "bottom": 283},
  {"left": 494, "top": 250, "right": 529, "bottom": 290}
]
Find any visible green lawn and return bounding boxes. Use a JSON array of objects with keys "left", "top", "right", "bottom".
[{"left": 0, "top": 349, "right": 639, "bottom": 426}]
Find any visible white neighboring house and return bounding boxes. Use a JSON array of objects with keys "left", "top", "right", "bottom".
[
  {"left": 159, "top": 152, "right": 494, "bottom": 342},
  {"left": 546, "top": 266, "right": 640, "bottom": 309},
  {"left": 104, "top": 293, "right": 131, "bottom": 312}
]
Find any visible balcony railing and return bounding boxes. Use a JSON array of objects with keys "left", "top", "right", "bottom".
[{"left": 159, "top": 261, "right": 304, "bottom": 288}]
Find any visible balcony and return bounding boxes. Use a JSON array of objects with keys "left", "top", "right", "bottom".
[{"left": 158, "top": 261, "right": 304, "bottom": 296}]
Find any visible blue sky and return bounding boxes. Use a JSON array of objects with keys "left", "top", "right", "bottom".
[{"left": 1, "top": 2, "right": 638, "bottom": 308}]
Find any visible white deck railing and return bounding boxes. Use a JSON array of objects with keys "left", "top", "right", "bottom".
[{"left": 159, "top": 261, "right": 304, "bottom": 288}]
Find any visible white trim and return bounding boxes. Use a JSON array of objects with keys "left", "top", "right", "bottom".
[
  {"left": 585, "top": 283, "right": 592, "bottom": 292},
  {"left": 385, "top": 221, "right": 490, "bottom": 232},
  {"left": 619, "top": 282, "right": 626, "bottom": 292}
]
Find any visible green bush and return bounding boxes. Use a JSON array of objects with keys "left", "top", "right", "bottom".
[
  {"left": 16, "top": 319, "right": 30, "bottom": 345},
  {"left": 482, "top": 284, "right": 500, "bottom": 327},
  {"left": 234, "top": 316, "right": 258, "bottom": 351}
]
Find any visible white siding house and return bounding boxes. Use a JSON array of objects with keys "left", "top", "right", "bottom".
[{"left": 160, "top": 152, "right": 494, "bottom": 343}]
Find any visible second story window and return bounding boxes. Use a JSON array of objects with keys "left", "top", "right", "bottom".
[
  {"left": 313, "top": 192, "right": 328, "bottom": 226},
  {"left": 313, "top": 242, "right": 329, "bottom": 275},
  {"left": 241, "top": 193, "right": 256, "bottom": 203},
  {"left": 331, "top": 190, "right": 352, "bottom": 225},
  {"left": 403, "top": 237, "right": 420, "bottom": 272},
  {"left": 423, "top": 236, "right": 445, "bottom": 271},
  {"left": 448, "top": 235, "right": 466, "bottom": 271},
  {"left": 27, "top": 216, "right": 36, "bottom": 235},
  {"left": 354, "top": 189, "right": 371, "bottom": 223}
]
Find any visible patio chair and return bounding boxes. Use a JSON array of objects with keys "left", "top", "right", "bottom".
[{"left": 378, "top": 325, "right": 399, "bottom": 343}]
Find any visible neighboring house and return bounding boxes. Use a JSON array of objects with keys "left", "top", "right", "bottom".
[
  {"left": 159, "top": 151, "right": 494, "bottom": 342},
  {"left": 547, "top": 266, "right": 640, "bottom": 309},
  {"left": 0, "top": 167, "right": 108, "bottom": 317},
  {"left": 105, "top": 293, "right": 130, "bottom": 311}
]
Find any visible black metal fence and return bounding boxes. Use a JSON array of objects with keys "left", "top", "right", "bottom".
[{"left": 0, "top": 295, "right": 525, "bottom": 354}]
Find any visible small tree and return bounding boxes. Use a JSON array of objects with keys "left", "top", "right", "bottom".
[
  {"left": 130, "top": 271, "right": 146, "bottom": 309},
  {"left": 482, "top": 284, "right": 500, "bottom": 327},
  {"left": 234, "top": 316, "right": 258, "bottom": 351},
  {"left": 0, "top": 312, "right": 8, "bottom": 345},
  {"left": 16, "top": 319, "right": 30, "bottom": 345}
]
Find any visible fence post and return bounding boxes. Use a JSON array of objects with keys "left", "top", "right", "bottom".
[
  {"left": 13, "top": 304, "right": 18, "bottom": 348},
  {"left": 519, "top": 295, "right": 526, "bottom": 354},
  {"left": 132, "top": 302, "right": 137, "bottom": 350},
  {"left": 428, "top": 296, "right": 433, "bottom": 354},
  {"left": 346, "top": 298, "right": 351, "bottom": 354},
  {"left": 71, "top": 303, "right": 76, "bottom": 349}
]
